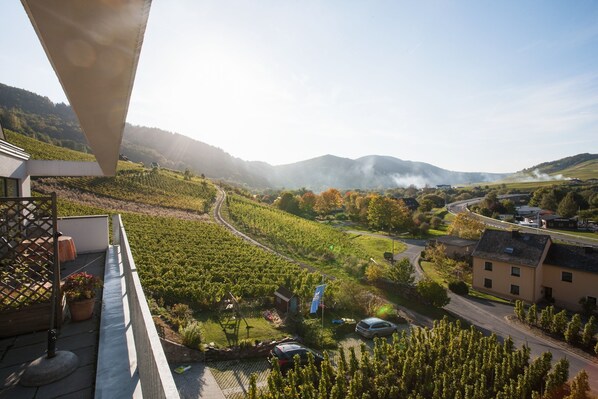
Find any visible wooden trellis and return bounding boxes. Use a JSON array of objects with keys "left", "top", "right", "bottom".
[{"left": 0, "top": 194, "right": 61, "bottom": 334}]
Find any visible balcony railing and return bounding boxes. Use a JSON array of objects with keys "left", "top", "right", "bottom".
[{"left": 95, "top": 214, "right": 178, "bottom": 398}]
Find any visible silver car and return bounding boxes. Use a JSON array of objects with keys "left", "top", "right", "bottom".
[{"left": 355, "top": 317, "right": 398, "bottom": 338}]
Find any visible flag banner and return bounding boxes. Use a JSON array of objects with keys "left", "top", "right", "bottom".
[{"left": 310, "top": 284, "right": 326, "bottom": 314}]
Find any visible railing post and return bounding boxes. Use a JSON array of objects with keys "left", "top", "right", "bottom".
[{"left": 111, "top": 214, "right": 120, "bottom": 246}]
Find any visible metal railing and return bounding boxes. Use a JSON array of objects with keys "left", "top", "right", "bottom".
[{"left": 99, "top": 214, "right": 178, "bottom": 398}]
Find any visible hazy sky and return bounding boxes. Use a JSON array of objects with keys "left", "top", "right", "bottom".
[{"left": 2, "top": 1, "right": 598, "bottom": 173}]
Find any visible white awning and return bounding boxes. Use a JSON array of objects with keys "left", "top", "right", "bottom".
[{"left": 21, "top": 0, "right": 152, "bottom": 176}]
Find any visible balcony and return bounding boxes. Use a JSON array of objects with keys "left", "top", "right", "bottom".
[{"left": 1, "top": 213, "right": 179, "bottom": 398}]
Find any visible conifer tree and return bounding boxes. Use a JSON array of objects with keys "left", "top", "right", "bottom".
[
  {"left": 564, "top": 314, "right": 582, "bottom": 344},
  {"left": 526, "top": 303, "right": 538, "bottom": 326},
  {"left": 551, "top": 310, "right": 568, "bottom": 337},
  {"left": 515, "top": 300, "right": 526, "bottom": 321},
  {"left": 581, "top": 316, "right": 596, "bottom": 348},
  {"left": 565, "top": 370, "right": 591, "bottom": 399},
  {"left": 540, "top": 306, "right": 554, "bottom": 330}
]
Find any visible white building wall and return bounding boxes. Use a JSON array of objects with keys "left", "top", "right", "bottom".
[
  {"left": 57, "top": 215, "right": 109, "bottom": 254},
  {"left": 0, "top": 151, "right": 31, "bottom": 197},
  {"left": 28, "top": 160, "right": 103, "bottom": 177}
]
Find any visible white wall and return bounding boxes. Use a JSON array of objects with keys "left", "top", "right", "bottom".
[
  {"left": 0, "top": 152, "right": 31, "bottom": 197},
  {"left": 57, "top": 215, "right": 109, "bottom": 254},
  {"left": 28, "top": 160, "right": 104, "bottom": 177}
]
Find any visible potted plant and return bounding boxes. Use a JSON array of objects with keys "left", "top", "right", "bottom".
[{"left": 63, "top": 272, "right": 102, "bottom": 321}]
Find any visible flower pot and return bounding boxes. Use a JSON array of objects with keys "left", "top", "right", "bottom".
[{"left": 68, "top": 298, "right": 95, "bottom": 321}]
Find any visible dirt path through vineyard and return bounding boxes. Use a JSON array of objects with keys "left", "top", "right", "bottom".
[{"left": 34, "top": 180, "right": 211, "bottom": 221}]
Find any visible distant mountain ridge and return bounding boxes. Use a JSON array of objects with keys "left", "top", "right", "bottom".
[{"left": 0, "top": 82, "right": 530, "bottom": 190}]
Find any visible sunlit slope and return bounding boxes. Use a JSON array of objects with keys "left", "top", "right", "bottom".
[
  {"left": 224, "top": 194, "right": 401, "bottom": 277},
  {"left": 6, "top": 130, "right": 216, "bottom": 213}
]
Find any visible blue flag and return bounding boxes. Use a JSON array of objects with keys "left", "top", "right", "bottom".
[{"left": 310, "top": 284, "right": 326, "bottom": 314}]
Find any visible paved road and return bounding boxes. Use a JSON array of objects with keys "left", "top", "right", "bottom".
[{"left": 447, "top": 197, "right": 598, "bottom": 246}]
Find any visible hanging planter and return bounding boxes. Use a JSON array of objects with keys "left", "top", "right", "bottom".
[{"left": 63, "top": 272, "right": 102, "bottom": 322}]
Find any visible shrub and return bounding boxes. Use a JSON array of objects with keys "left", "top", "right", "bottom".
[
  {"left": 179, "top": 322, "right": 203, "bottom": 349},
  {"left": 299, "top": 319, "right": 335, "bottom": 349},
  {"left": 238, "top": 339, "right": 254, "bottom": 350},
  {"left": 417, "top": 279, "right": 450, "bottom": 308},
  {"left": 448, "top": 280, "right": 469, "bottom": 296}
]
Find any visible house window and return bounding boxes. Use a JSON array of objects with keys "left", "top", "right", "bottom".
[
  {"left": 484, "top": 278, "right": 492, "bottom": 289},
  {"left": 510, "top": 285, "right": 520, "bottom": 295},
  {"left": 0, "top": 177, "right": 19, "bottom": 197},
  {"left": 484, "top": 261, "right": 493, "bottom": 271},
  {"left": 562, "top": 271, "right": 573, "bottom": 283},
  {"left": 511, "top": 267, "right": 520, "bottom": 277}
]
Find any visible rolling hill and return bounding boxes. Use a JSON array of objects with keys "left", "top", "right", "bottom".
[{"left": 14, "top": 81, "right": 598, "bottom": 191}]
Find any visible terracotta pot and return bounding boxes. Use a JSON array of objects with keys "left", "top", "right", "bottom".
[{"left": 68, "top": 298, "right": 95, "bottom": 321}]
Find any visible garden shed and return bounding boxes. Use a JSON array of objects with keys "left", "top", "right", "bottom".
[{"left": 274, "top": 286, "right": 298, "bottom": 315}]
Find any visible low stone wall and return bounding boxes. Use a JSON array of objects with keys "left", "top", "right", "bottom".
[
  {"left": 160, "top": 338, "right": 205, "bottom": 364},
  {"left": 204, "top": 337, "right": 297, "bottom": 362},
  {"left": 161, "top": 337, "right": 299, "bottom": 364}
]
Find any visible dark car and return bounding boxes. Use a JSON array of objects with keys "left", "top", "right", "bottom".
[{"left": 269, "top": 342, "right": 324, "bottom": 373}]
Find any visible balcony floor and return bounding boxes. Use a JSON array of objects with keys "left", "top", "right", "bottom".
[{"left": 0, "top": 251, "right": 105, "bottom": 399}]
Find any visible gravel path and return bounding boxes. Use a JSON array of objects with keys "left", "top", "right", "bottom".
[{"left": 34, "top": 180, "right": 211, "bottom": 221}]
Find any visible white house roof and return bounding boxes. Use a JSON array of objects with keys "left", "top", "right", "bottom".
[{"left": 21, "top": 0, "right": 151, "bottom": 176}]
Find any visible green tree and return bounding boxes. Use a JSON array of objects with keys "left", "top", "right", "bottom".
[
  {"left": 544, "top": 358, "right": 569, "bottom": 399},
  {"left": 540, "top": 191, "right": 558, "bottom": 211},
  {"left": 581, "top": 316, "right": 596, "bottom": 348},
  {"left": 526, "top": 303, "right": 538, "bottom": 326},
  {"left": 515, "top": 300, "right": 526, "bottom": 321},
  {"left": 417, "top": 279, "right": 450, "bottom": 307},
  {"left": 387, "top": 257, "right": 415, "bottom": 286},
  {"left": 276, "top": 192, "right": 301, "bottom": 215},
  {"left": 551, "top": 310, "right": 568, "bottom": 337},
  {"left": 564, "top": 314, "right": 582, "bottom": 344},
  {"left": 540, "top": 306, "right": 554, "bottom": 330},
  {"left": 565, "top": 370, "right": 591, "bottom": 399},
  {"left": 557, "top": 192, "right": 579, "bottom": 218}
]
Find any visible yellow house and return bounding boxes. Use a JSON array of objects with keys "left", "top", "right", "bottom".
[{"left": 472, "top": 230, "right": 598, "bottom": 312}]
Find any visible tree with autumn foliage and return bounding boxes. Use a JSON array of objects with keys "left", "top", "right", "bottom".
[
  {"left": 448, "top": 212, "right": 485, "bottom": 239},
  {"left": 314, "top": 188, "right": 343, "bottom": 215}
]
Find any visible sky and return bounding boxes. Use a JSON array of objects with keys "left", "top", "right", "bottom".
[{"left": 1, "top": 1, "right": 598, "bottom": 173}]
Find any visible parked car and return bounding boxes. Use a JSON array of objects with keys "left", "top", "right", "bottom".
[
  {"left": 269, "top": 342, "right": 324, "bottom": 373},
  {"left": 355, "top": 317, "right": 398, "bottom": 338}
]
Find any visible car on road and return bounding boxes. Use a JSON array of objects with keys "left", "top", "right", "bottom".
[
  {"left": 355, "top": 317, "right": 398, "bottom": 338},
  {"left": 268, "top": 342, "right": 324, "bottom": 373}
]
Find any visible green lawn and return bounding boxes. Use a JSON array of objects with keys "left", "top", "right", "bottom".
[
  {"left": 197, "top": 313, "right": 290, "bottom": 347},
  {"left": 549, "top": 229, "right": 598, "bottom": 241},
  {"left": 351, "top": 234, "right": 407, "bottom": 264}
]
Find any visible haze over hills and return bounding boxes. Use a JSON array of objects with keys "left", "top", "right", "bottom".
[{"left": 3, "top": 82, "right": 597, "bottom": 191}]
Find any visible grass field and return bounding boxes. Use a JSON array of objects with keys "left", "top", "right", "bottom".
[
  {"left": 350, "top": 234, "right": 407, "bottom": 264},
  {"left": 198, "top": 313, "right": 290, "bottom": 347}
]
